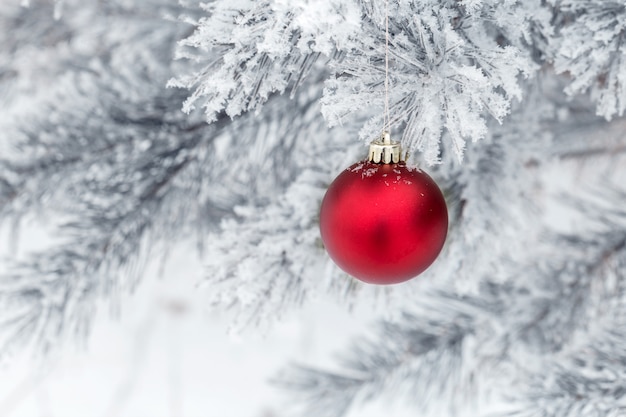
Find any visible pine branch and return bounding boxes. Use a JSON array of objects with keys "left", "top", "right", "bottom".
[
  {"left": 201, "top": 78, "right": 368, "bottom": 329},
  {"left": 505, "top": 295, "right": 626, "bottom": 417},
  {"left": 430, "top": 75, "right": 560, "bottom": 291},
  {"left": 1, "top": 0, "right": 365, "bottom": 353},
  {"left": 325, "top": 1, "right": 541, "bottom": 164},
  {"left": 172, "top": 1, "right": 542, "bottom": 165},
  {"left": 275, "top": 296, "right": 485, "bottom": 417},
  {"left": 483, "top": 186, "right": 626, "bottom": 417},
  {"left": 0, "top": 1, "right": 234, "bottom": 355},
  {"left": 553, "top": 1, "right": 626, "bottom": 120},
  {"left": 168, "top": 0, "right": 349, "bottom": 120}
]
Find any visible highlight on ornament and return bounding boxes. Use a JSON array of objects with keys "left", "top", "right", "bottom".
[{"left": 319, "top": 133, "right": 448, "bottom": 285}]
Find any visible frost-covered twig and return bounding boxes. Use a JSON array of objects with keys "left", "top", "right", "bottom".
[
  {"left": 554, "top": 1, "right": 626, "bottom": 119},
  {"left": 201, "top": 78, "right": 366, "bottom": 329},
  {"left": 505, "top": 238, "right": 626, "bottom": 417},
  {"left": 0, "top": 0, "right": 228, "bottom": 355},
  {"left": 173, "top": 0, "right": 544, "bottom": 164},
  {"left": 275, "top": 296, "right": 485, "bottom": 417},
  {"left": 169, "top": 0, "right": 357, "bottom": 120}
]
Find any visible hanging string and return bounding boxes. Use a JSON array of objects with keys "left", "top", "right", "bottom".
[{"left": 383, "top": 0, "right": 391, "bottom": 144}]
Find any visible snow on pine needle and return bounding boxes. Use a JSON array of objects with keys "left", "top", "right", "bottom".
[
  {"left": 275, "top": 295, "right": 487, "bottom": 417},
  {"left": 554, "top": 1, "right": 626, "bottom": 120},
  {"left": 0, "top": 0, "right": 316, "bottom": 355},
  {"left": 169, "top": 0, "right": 361, "bottom": 121},
  {"left": 201, "top": 81, "right": 366, "bottom": 330},
  {"left": 0, "top": 1, "right": 218, "bottom": 355},
  {"left": 503, "top": 191, "right": 626, "bottom": 417},
  {"left": 173, "top": 0, "right": 540, "bottom": 165},
  {"left": 324, "top": 0, "right": 538, "bottom": 164},
  {"left": 204, "top": 169, "right": 328, "bottom": 330}
]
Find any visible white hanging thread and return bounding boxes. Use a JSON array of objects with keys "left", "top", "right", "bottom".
[
  {"left": 368, "top": 0, "right": 402, "bottom": 164},
  {"left": 383, "top": 0, "right": 391, "bottom": 144}
]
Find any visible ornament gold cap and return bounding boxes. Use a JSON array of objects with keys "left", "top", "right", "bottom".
[{"left": 368, "top": 132, "right": 405, "bottom": 164}]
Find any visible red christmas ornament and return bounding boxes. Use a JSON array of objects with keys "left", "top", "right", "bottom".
[{"left": 319, "top": 134, "right": 448, "bottom": 285}]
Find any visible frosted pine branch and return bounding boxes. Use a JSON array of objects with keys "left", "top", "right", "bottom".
[
  {"left": 506, "top": 227, "right": 626, "bottom": 417},
  {"left": 205, "top": 170, "right": 327, "bottom": 330},
  {"left": 275, "top": 297, "right": 484, "bottom": 417},
  {"left": 173, "top": 1, "right": 540, "bottom": 165},
  {"left": 507, "top": 325, "right": 626, "bottom": 417},
  {"left": 325, "top": 0, "right": 539, "bottom": 164},
  {"left": 169, "top": 0, "right": 360, "bottom": 120},
  {"left": 202, "top": 81, "right": 366, "bottom": 329},
  {"left": 0, "top": 1, "right": 233, "bottom": 355},
  {"left": 554, "top": 1, "right": 626, "bottom": 120},
  {"left": 436, "top": 77, "right": 558, "bottom": 290}
]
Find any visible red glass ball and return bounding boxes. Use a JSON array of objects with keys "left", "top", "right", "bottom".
[{"left": 319, "top": 161, "right": 448, "bottom": 285}]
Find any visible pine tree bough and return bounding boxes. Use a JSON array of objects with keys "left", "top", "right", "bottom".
[
  {"left": 172, "top": 0, "right": 542, "bottom": 164},
  {"left": 1, "top": 1, "right": 626, "bottom": 417},
  {"left": 554, "top": 1, "right": 626, "bottom": 120}
]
